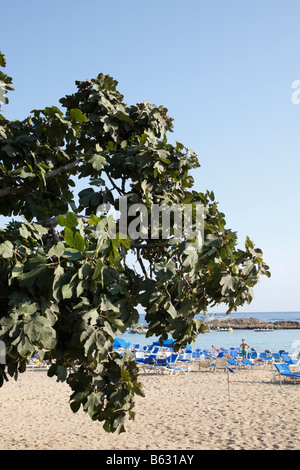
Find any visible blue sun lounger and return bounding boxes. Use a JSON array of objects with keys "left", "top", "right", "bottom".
[
  {"left": 160, "top": 362, "right": 190, "bottom": 377},
  {"left": 281, "top": 353, "right": 299, "bottom": 367},
  {"left": 273, "top": 363, "right": 300, "bottom": 385},
  {"left": 240, "top": 359, "right": 254, "bottom": 368},
  {"left": 150, "top": 356, "right": 190, "bottom": 377}
]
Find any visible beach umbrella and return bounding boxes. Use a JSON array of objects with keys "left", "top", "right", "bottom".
[
  {"left": 152, "top": 339, "right": 175, "bottom": 348},
  {"left": 113, "top": 337, "right": 131, "bottom": 349},
  {"left": 163, "top": 339, "right": 176, "bottom": 348}
]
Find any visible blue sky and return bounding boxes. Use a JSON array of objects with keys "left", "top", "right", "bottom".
[{"left": 1, "top": 0, "right": 300, "bottom": 313}]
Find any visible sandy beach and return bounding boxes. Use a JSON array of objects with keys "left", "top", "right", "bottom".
[{"left": 0, "top": 363, "right": 299, "bottom": 451}]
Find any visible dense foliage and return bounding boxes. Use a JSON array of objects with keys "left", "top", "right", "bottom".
[{"left": 0, "top": 52, "right": 270, "bottom": 432}]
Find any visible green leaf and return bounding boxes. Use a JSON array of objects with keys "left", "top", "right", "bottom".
[
  {"left": 165, "top": 301, "right": 177, "bottom": 319},
  {"left": 73, "top": 232, "right": 85, "bottom": 252},
  {"left": 102, "top": 266, "right": 119, "bottom": 285},
  {"left": 110, "top": 284, "right": 123, "bottom": 295},
  {"left": 10, "top": 261, "right": 24, "bottom": 280},
  {"left": 115, "top": 111, "right": 134, "bottom": 126},
  {"left": 0, "top": 52, "right": 6, "bottom": 67},
  {"left": 70, "top": 401, "right": 81, "bottom": 413},
  {"left": 0, "top": 240, "right": 14, "bottom": 258},
  {"left": 84, "top": 391, "right": 103, "bottom": 418},
  {"left": 89, "top": 154, "right": 107, "bottom": 171},
  {"left": 23, "top": 314, "right": 56, "bottom": 350},
  {"left": 61, "top": 248, "right": 82, "bottom": 260},
  {"left": 61, "top": 283, "right": 73, "bottom": 299},
  {"left": 76, "top": 281, "right": 84, "bottom": 297},
  {"left": 57, "top": 212, "right": 78, "bottom": 229},
  {"left": 57, "top": 215, "right": 67, "bottom": 226},
  {"left": 220, "top": 274, "right": 237, "bottom": 295},
  {"left": 47, "top": 242, "right": 65, "bottom": 259},
  {"left": 78, "top": 188, "right": 95, "bottom": 206},
  {"left": 65, "top": 212, "right": 78, "bottom": 228},
  {"left": 78, "top": 262, "right": 93, "bottom": 280},
  {"left": 52, "top": 265, "right": 66, "bottom": 301},
  {"left": 19, "top": 254, "right": 51, "bottom": 288},
  {"left": 100, "top": 295, "right": 120, "bottom": 313},
  {"left": 17, "top": 336, "right": 35, "bottom": 357},
  {"left": 68, "top": 108, "right": 88, "bottom": 124},
  {"left": 64, "top": 227, "right": 74, "bottom": 247},
  {"left": 56, "top": 365, "right": 67, "bottom": 382},
  {"left": 82, "top": 329, "right": 107, "bottom": 356},
  {"left": 111, "top": 238, "right": 119, "bottom": 258},
  {"left": 19, "top": 224, "right": 30, "bottom": 239}
]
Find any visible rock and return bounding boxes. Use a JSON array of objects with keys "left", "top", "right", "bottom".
[{"left": 204, "top": 317, "right": 300, "bottom": 330}]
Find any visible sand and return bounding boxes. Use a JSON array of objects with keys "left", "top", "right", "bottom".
[{"left": 0, "top": 363, "right": 299, "bottom": 451}]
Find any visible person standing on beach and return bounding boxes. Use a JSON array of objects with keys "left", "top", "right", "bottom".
[{"left": 240, "top": 339, "right": 250, "bottom": 359}]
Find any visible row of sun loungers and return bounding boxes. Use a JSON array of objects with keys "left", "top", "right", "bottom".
[
  {"left": 129, "top": 344, "right": 300, "bottom": 380},
  {"left": 26, "top": 344, "right": 300, "bottom": 385},
  {"left": 134, "top": 352, "right": 191, "bottom": 377}
]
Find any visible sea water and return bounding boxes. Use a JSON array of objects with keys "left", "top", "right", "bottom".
[{"left": 122, "top": 312, "right": 300, "bottom": 354}]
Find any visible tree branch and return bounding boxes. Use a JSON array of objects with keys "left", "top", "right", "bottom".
[
  {"left": 43, "top": 159, "right": 81, "bottom": 179},
  {"left": 0, "top": 159, "right": 82, "bottom": 198},
  {"left": 136, "top": 248, "right": 150, "bottom": 279},
  {"left": 38, "top": 214, "right": 90, "bottom": 227},
  {"left": 130, "top": 241, "right": 170, "bottom": 249},
  {"left": 49, "top": 226, "right": 62, "bottom": 242},
  {"left": 104, "top": 170, "right": 123, "bottom": 196}
]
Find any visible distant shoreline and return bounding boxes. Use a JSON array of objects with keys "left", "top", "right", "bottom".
[
  {"left": 204, "top": 317, "right": 300, "bottom": 330},
  {"left": 130, "top": 316, "right": 300, "bottom": 333}
]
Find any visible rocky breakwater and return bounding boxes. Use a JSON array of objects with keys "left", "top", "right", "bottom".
[{"left": 204, "top": 317, "right": 300, "bottom": 330}]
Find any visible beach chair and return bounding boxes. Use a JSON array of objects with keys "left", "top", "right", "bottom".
[
  {"left": 202, "top": 351, "right": 214, "bottom": 360},
  {"left": 211, "top": 357, "right": 227, "bottom": 372},
  {"left": 240, "top": 358, "right": 254, "bottom": 368},
  {"left": 160, "top": 361, "right": 190, "bottom": 378},
  {"left": 140, "top": 354, "right": 159, "bottom": 373},
  {"left": 246, "top": 351, "right": 264, "bottom": 367},
  {"left": 217, "top": 351, "right": 225, "bottom": 357},
  {"left": 134, "top": 351, "right": 145, "bottom": 363},
  {"left": 144, "top": 345, "right": 159, "bottom": 353},
  {"left": 273, "top": 363, "right": 300, "bottom": 385},
  {"left": 256, "top": 352, "right": 272, "bottom": 367},
  {"left": 178, "top": 351, "right": 193, "bottom": 363},
  {"left": 27, "top": 360, "right": 47, "bottom": 371},
  {"left": 281, "top": 353, "right": 299, "bottom": 368},
  {"left": 198, "top": 359, "right": 213, "bottom": 372},
  {"left": 152, "top": 356, "right": 190, "bottom": 377},
  {"left": 192, "top": 350, "right": 202, "bottom": 360},
  {"left": 144, "top": 354, "right": 157, "bottom": 364},
  {"left": 27, "top": 353, "right": 49, "bottom": 371},
  {"left": 167, "top": 353, "right": 179, "bottom": 364},
  {"left": 227, "top": 358, "right": 240, "bottom": 370},
  {"left": 229, "top": 349, "right": 239, "bottom": 358},
  {"left": 151, "top": 347, "right": 160, "bottom": 354},
  {"left": 272, "top": 353, "right": 281, "bottom": 363},
  {"left": 249, "top": 351, "right": 258, "bottom": 360}
]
